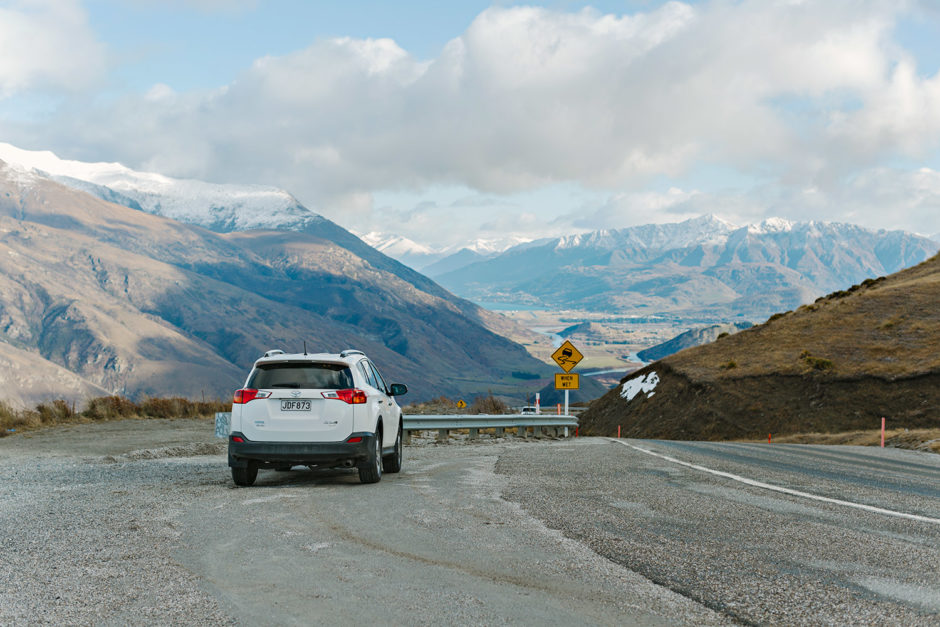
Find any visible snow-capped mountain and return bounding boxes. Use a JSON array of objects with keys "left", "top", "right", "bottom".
[
  {"left": 0, "top": 142, "right": 319, "bottom": 232},
  {"left": 434, "top": 215, "right": 940, "bottom": 318},
  {"left": 553, "top": 214, "right": 736, "bottom": 252},
  {"left": 0, "top": 154, "right": 551, "bottom": 405},
  {"left": 359, "top": 232, "right": 446, "bottom": 271},
  {"left": 359, "top": 231, "right": 532, "bottom": 272}
]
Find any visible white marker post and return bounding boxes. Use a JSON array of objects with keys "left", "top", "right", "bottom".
[
  {"left": 564, "top": 389, "right": 569, "bottom": 416},
  {"left": 535, "top": 392, "right": 540, "bottom": 415}
]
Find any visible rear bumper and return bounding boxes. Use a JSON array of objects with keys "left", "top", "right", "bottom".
[{"left": 228, "top": 431, "right": 375, "bottom": 468}]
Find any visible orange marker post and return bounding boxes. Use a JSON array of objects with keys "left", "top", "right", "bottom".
[
  {"left": 618, "top": 425, "right": 621, "bottom": 438},
  {"left": 768, "top": 433, "right": 771, "bottom": 444},
  {"left": 881, "top": 417, "right": 885, "bottom": 448}
]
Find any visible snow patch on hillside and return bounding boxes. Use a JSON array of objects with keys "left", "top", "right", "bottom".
[
  {"left": 620, "top": 372, "right": 659, "bottom": 402},
  {"left": 0, "top": 159, "right": 40, "bottom": 188}
]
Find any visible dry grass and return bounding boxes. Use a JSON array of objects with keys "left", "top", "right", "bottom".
[
  {"left": 750, "top": 429, "right": 940, "bottom": 454},
  {"left": 0, "top": 395, "right": 230, "bottom": 437},
  {"left": 670, "top": 253, "right": 940, "bottom": 381},
  {"left": 404, "top": 393, "right": 509, "bottom": 415}
]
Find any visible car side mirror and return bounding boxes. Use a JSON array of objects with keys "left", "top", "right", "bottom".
[{"left": 389, "top": 383, "right": 408, "bottom": 396}]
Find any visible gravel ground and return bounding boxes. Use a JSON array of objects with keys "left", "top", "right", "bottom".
[
  {"left": 0, "top": 426, "right": 233, "bottom": 624},
  {"left": 5, "top": 420, "right": 935, "bottom": 625},
  {"left": 0, "top": 420, "right": 726, "bottom": 626}
]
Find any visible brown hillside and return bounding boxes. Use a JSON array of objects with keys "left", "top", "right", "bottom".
[
  {"left": 580, "top": 253, "right": 940, "bottom": 440},
  {"left": 0, "top": 162, "right": 551, "bottom": 405}
]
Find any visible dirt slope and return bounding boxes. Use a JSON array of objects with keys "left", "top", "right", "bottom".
[{"left": 580, "top": 253, "right": 940, "bottom": 439}]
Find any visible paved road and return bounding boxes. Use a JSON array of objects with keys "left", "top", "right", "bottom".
[
  {"left": 498, "top": 438, "right": 940, "bottom": 625},
  {"left": 2, "top": 422, "right": 938, "bottom": 625}
]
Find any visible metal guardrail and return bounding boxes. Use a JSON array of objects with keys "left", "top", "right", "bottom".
[
  {"left": 403, "top": 414, "right": 577, "bottom": 430},
  {"left": 214, "top": 412, "right": 578, "bottom": 442},
  {"left": 403, "top": 413, "right": 578, "bottom": 442}
]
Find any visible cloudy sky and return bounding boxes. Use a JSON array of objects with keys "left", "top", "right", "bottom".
[{"left": 1, "top": 0, "right": 939, "bottom": 249}]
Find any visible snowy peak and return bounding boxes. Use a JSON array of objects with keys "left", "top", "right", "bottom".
[
  {"left": 747, "top": 217, "right": 795, "bottom": 234},
  {"left": 360, "top": 232, "right": 436, "bottom": 257},
  {"left": 357, "top": 231, "right": 532, "bottom": 271},
  {"left": 553, "top": 214, "right": 737, "bottom": 252},
  {"left": 0, "top": 142, "right": 321, "bottom": 233}
]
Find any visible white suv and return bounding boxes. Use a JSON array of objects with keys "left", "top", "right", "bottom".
[{"left": 227, "top": 349, "right": 408, "bottom": 486}]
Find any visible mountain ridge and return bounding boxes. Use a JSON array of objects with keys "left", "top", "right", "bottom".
[
  {"left": 434, "top": 215, "right": 939, "bottom": 319},
  {"left": 0, "top": 160, "right": 551, "bottom": 406}
]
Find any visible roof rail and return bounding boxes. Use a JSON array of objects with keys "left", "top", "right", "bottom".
[
  {"left": 263, "top": 349, "right": 286, "bottom": 358},
  {"left": 340, "top": 349, "right": 365, "bottom": 358}
]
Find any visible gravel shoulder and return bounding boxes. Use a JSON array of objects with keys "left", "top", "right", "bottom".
[{"left": 0, "top": 420, "right": 726, "bottom": 626}]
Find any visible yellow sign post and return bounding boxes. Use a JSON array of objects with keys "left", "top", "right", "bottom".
[
  {"left": 551, "top": 340, "right": 583, "bottom": 416},
  {"left": 554, "top": 373, "right": 579, "bottom": 390},
  {"left": 551, "top": 340, "right": 583, "bottom": 373},
  {"left": 456, "top": 400, "right": 467, "bottom": 409}
]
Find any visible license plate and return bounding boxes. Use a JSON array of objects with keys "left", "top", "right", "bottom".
[{"left": 280, "top": 399, "right": 312, "bottom": 411}]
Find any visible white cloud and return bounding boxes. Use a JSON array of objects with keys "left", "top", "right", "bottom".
[
  {"left": 7, "top": 0, "right": 940, "bottom": 245},
  {"left": 0, "top": 0, "right": 106, "bottom": 98}
]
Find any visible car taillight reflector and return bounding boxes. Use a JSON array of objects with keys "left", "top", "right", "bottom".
[
  {"left": 233, "top": 389, "right": 272, "bottom": 404},
  {"left": 346, "top": 436, "right": 363, "bottom": 444},
  {"left": 323, "top": 389, "right": 367, "bottom": 404},
  {"left": 231, "top": 436, "right": 245, "bottom": 443}
]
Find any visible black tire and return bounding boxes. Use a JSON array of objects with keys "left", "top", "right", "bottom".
[
  {"left": 232, "top": 463, "right": 258, "bottom": 487},
  {"left": 382, "top": 425, "right": 402, "bottom": 474},
  {"left": 358, "top": 430, "right": 383, "bottom": 484}
]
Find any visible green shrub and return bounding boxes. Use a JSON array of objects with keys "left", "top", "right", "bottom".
[
  {"left": 800, "top": 351, "right": 834, "bottom": 371},
  {"left": 806, "top": 356, "right": 834, "bottom": 370}
]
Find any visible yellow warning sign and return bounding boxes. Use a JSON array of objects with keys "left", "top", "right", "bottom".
[
  {"left": 456, "top": 399, "right": 467, "bottom": 409},
  {"left": 551, "top": 340, "right": 583, "bottom": 373},
  {"left": 554, "top": 373, "right": 580, "bottom": 390}
]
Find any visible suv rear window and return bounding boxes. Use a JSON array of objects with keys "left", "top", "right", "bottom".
[{"left": 248, "top": 362, "right": 354, "bottom": 390}]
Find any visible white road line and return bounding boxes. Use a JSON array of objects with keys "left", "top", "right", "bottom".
[{"left": 610, "top": 439, "right": 940, "bottom": 526}]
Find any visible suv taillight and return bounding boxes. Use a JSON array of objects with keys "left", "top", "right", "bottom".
[
  {"left": 322, "top": 389, "right": 367, "bottom": 404},
  {"left": 233, "top": 389, "right": 272, "bottom": 404}
]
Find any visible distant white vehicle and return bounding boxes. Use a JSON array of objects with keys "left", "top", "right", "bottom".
[
  {"left": 520, "top": 406, "right": 538, "bottom": 415},
  {"left": 227, "top": 349, "right": 408, "bottom": 486}
]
